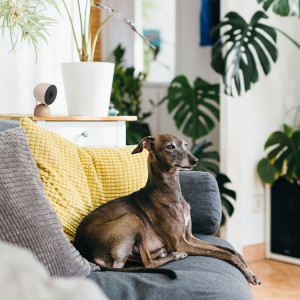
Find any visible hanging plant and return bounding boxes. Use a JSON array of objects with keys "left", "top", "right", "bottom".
[{"left": 0, "top": 0, "right": 58, "bottom": 60}]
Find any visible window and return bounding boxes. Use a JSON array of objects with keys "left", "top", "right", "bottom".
[{"left": 139, "top": 0, "right": 176, "bottom": 83}]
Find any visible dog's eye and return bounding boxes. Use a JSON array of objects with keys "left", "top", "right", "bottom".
[{"left": 166, "top": 145, "right": 175, "bottom": 150}]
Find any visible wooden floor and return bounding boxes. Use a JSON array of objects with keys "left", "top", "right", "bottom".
[{"left": 248, "top": 259, "right": 300, "bottom": 300}]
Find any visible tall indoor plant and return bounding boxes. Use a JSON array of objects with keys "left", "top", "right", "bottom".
[
  {"left": 163, "top": 75, "right": 236, "bottom": 226},
  {"left": 60, "top": 2, "right": 156, "bottom": 116},
  {"left": 110, "top": 44, "right": 154, "bottom": 144}
]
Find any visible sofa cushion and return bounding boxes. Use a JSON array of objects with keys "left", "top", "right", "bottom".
[
  {"left": 20, "top": 116, "right": 148, "bottom": 241},
  {"left": 179, "top": 171, "right": 221, "bottom": 234},
  {"left": 88, "top": 234, "right": 253, "bottom": 300},
  {"left": 0, "top": 127, "right": 97, "bottom": 277}
]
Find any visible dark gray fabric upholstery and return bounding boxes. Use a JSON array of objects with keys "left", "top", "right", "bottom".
[
  {"left": 179, "top": 171, "right": 221, "bottom": 234},
  {"left": 0, "top": 127, "right": 98, "bottom": 277},
  {"left": 88, "top": 234, "right": 253, "bottom": 300}
]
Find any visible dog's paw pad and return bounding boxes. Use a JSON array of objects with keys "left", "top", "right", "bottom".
[{"left": 173, "top": 252, "right": 188, "bottom": 260}]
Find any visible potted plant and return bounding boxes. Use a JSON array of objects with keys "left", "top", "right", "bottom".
[
  {"left": 257, "top": 107, "right": 300, "bottom": 185},
  {"left": 60, "top": 2, "right": 156, "bottom": 117},
  {"left": 110, "top": 44, "right": 153, "bottom": 144},
  {"left": 0, "top": 0, "right": 57, "bottom": 60},
  {"left": 163, "top": 75, "right": 236, "bottom": 226}
]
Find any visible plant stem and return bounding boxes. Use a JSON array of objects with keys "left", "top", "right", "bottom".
[
  {"left": 87, "top": 0, "right": 93, "bottom": 49},
  {"left": 273, "top": 27, "right": 300, "bottom": 49},
  {"left": 90, "top": 13, "right": 115, "bottom": 62},
  {"left": 61, "top": 0, "right": 81, "bottom": 61},
  {"left": 77, "top": 0, "right": 87, "bottom": 61},
  {"left": 293, "top": 106, "right": 300, "bottom": 130},
  {"left": 84, "top": 0, "right": 89, "bottom": 40}
]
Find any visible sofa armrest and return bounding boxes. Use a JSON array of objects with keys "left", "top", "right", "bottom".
[{"left": 179, "top": 171, "right": 221, "bottom": 235}]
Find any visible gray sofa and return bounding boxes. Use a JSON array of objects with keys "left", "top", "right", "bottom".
[{"left": 0, "top": 120, "right": 253, "bottom": 300}]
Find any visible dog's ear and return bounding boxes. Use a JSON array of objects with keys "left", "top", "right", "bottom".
[{"left": 132, "top": 136, "right": 154, "bottom": 154}]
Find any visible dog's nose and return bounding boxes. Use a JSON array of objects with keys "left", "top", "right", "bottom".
[{"left": 190, "top": 158, "right": 198, "bottom": 166}]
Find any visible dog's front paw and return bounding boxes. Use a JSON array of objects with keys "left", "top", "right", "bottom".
[{"left": 172, "top": 252, "right": 188, "bottom": 260}]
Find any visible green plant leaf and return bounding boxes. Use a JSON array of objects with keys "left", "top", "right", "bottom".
[
  {"left": 257, "top": 158, "right": 279, "bottom": 183},
  {"left": 191, "top": 140, "right": 220, "bottom": 174},
  {"left": 126, "top": 122, "right": 151, "bottom": 145},
  {"left": 284, "top": 124, "right": 293, "bottom": 136},
  {"left": 216, "top": 173, "right": 236, "bottom": 226},
  {"left": 258, "top": 0, "right": 300, "bottom": 16},
  {"left": 264, "top": 131, "right": 288, "bottom": 149},
  {"left": 211, "top": 11, "right": 278, "bottom": 96},
  {"left": 165, "top": 75, "right": 219, "bottom": 143}
]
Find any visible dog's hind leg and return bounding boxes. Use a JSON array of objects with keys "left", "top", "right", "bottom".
[
  {"left": 178, "top": 241, "right": 260, "bottom": 285},
  {"left": 135, "top": 235, "right": 187, "bottom": 268},
  {"left": 127, "top": 247, "right": 168, "bottom": 263}
]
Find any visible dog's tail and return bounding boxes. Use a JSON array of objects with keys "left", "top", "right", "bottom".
[{"left": 100, "top": 266, "right": 177, "bottom": 279}]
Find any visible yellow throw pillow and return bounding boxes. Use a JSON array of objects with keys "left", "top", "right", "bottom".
[{"left": 20, "top": 117, "right": 148, "bottom": 242}]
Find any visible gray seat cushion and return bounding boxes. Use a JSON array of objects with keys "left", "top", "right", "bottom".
[{"left": 88, "top": 234, "right": 253, "bottom": 300}]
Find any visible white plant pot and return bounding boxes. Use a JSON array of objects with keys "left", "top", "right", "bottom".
[{"left": 61, "top": 62, "right": 115, "bottom": 116}]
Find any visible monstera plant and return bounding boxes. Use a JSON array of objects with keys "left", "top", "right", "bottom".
[
  {"left": 211, "top": 10, "right": 300, "bottom": 96},
  {"left": 190, "top": 139, "right": 236, "bottom": 225},
  {"left": 163, "top": 75, "right": 236, "bottom": 225},
  {"left": 166, "top": 75, "right": 219, "bottom": 147},
  {"left": 258, "top": 0, "right": 300, "bottom": 16}
]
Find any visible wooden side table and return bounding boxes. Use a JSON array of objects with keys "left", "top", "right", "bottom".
[{"left": 0, "top": 115, "right": 137, "bottom": 147}]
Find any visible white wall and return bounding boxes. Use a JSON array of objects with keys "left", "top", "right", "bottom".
[
  {"left": 101, "top": 0, "right": 135, "bottom": 65},
  {"left": 220, "top": 1, "right": 300, "bottom": 251},
  {"left": 0, "top": 3, "right": 74, "bottom": 115},
  {"left": 141, "top": 0, "right": 220, "bottom": 152}
]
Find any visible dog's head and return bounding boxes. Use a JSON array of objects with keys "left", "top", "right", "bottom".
[{"left": 132, "top": 134, "right": 198, "bottom": 171}]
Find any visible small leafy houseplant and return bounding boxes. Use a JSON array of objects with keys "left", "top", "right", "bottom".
[
  {"left": 257, "top": 108, "right": 300, "bottom": 184},
  {"left": 0, "top": 0, "right": 57, "bottom": 59},
  {"left": 163, "top": 75, "right": 236, "bottom": 225},
  {"left": 111, "top": 44, "right": 153, "bottom": 145}
]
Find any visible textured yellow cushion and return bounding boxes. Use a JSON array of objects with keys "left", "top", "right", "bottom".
[{"left": 20, "top": 117, "right": 148, "bottom": 241}]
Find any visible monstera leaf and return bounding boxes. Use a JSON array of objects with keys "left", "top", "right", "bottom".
[
  {"left": 211, "top": 11, "right": 278, "bottom": 96},
  {"left": 257, "top": 125, "right": 300, "bottom": 184},
  {"left": 165, "top": 75, "right": 219, "bottom": 145},
  {"left": 216, "top": 173, "right": 236, "bottom": 226},
  {"left": 258, "top": 0, "right": 300, "bottom": 17},
  {"left": 191, "top": 140, "right": 219, "bottom": 174}
]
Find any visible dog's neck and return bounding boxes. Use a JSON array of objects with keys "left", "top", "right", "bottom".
[{"left": 144, "top": 158, "right": 182, "bottom": 201}]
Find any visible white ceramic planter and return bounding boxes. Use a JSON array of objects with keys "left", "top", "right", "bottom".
[{"left": 61, "top": 62, "right": 115, "bottom": 116}]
